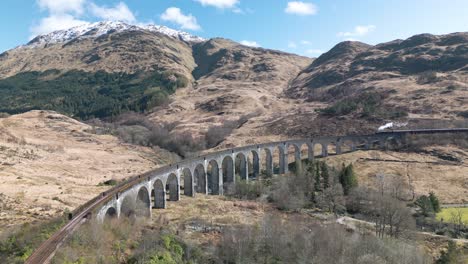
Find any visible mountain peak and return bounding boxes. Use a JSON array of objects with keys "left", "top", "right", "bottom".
[
  {"left": 311, "top": 40, "right": 371, "bottom": 67},
  {"left": 24, "top": 21, "right": 205, "bottom": 48}
]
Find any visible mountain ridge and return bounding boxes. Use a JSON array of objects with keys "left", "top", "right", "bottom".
[
  {"left": 23, "top": 21, "right": 205, "bottom": 49},
  {"left": 0, "top": 24, "right": 466, "bottom": 142}
]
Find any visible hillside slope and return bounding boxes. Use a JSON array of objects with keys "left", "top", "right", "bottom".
[
  {"left": 0, "top": 111, "right": 174, "bottom": 227},
  {"left": 288, "top": 33, "right": 468, "bottom": 122}
]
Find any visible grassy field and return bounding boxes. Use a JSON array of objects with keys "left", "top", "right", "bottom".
[{"left": 436, "top": 207, "right": 468, "bottom": 223}]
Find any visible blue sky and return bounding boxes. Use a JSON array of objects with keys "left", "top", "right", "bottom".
[{"left": 1, "top": 0, "right": 467, "bottom": 56}]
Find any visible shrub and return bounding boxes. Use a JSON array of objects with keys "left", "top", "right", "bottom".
[
  {"left": 458, "top": 111, "right": 468, "bottom": 118},
  {"left": 225, "top": 177, "right": 266, "bottom": 200},
  {"left": 98, "top": 179, "right": 118, "bottom": 186},
  {"left": 205, "top": 113, "right": 259, "bottom": 148},
  {"left": 89, "top": 112, "right": 205, "bottom": 158},
  {"left": 417, "top": 71, "right": 438, "bottom": 84},
  {"left": 319, "top": 92, "right": 408, "bottom": 119},
  {"left": 0, "top": 216, "right": 67, "bottom": 263}
]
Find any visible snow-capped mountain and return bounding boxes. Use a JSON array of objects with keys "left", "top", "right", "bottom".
[{"left": 25, "top": 21, "right": 205, "bottom": 47}]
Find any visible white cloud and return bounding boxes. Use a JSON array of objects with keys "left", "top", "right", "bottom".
[
  {"left": 285, "top": 1, "right": 317, "bottom": 16},
  {"left": 90, "top": 2, "right": 136, "bottom": 23},
  {"left": 195, "top": 0, "right": 239, "bottom": 9},
  {"left": 31, "top": 14, "right": 88, "bottom": 37},
  {"left": 337, "top": 25, "right": 376, "bottom": 37},
  {"left": 32, "top": 0, "right": 88, "bottom": 38},
  {"left": 161, "top": 7, "right": 201, "bottom": 30},
  {"left": 288, "top": 41, "right": 297, "bottom": 48},
  {"left": 300, "top": 40, "right": 311, "bottom": 45},
  {"left": 240, "top": 40, "right": 260, "bottom": 47},
  {"left": 306, "top": 49, "right": 323, "bottom": 54},
  {"left": 37, "top": 0, "right": 86, "bottom": 15}
]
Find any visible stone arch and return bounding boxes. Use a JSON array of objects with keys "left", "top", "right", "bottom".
[
  {"left": 300, "top": 143, "right": 312, "bottom": 161},
  {"left": 327, "top": 142, "right": 338, "bottom": 155},
  {"left": 262, "top": 148, "right": 273, "bottom": 176},
  {"left": 368, "top": 138, "right": 381, "bottom": 149},
  {"left": 120, "top": 195, "right": 136, "bottom": 218},
  {"left": 235, "top": 152, "right": 248, "bottom": 180},
  {"left": 313, "top": 143, "right": 326, "bottom": 158},
  {"left": 273, "top": 145, "right": 286, "bottom": 174},
  {"left": 355, "top": 138, "right": 369, "bottom": 150},
  {"left": 104, "top": 207, "right": 117, "bottom": 220},
  {"left": 287, "top": 143, "right": 301, "bottom": 172},
  {"left": 194, "top": 164, "right": 207, "bottom": 194},
  {"left": 153, "top": 179, "right": 165, "bottom": 209},
  {"left": 340, "top": 139, "right": 355, "bottom": 153},
  {"left": 166, "top": 173, "right": 179, "bottom": 201},
  {"left": 248, "top": 150, "right": 260, "bottom": 179},
  {"left": 182, "top": 168, "right": 194, "bottom": 197},
  {"left": 384, "top": 136, "right": 400, "bottom": 150},
  {"left": 207, "top": 160, "right": 220, "bottom": 195},
  {"left": 136, "top": 186, "right": 151, "bottom": 217},
  {"left": 272, "top": 147, "right": 280, "bottom": 174},
  {"left": 222, "top": 155, "right": 234, "bottom": 185}
]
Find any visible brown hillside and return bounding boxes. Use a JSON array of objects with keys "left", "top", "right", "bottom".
[{"left": 0, "top": 111, "right": 174, "bottom": 227}]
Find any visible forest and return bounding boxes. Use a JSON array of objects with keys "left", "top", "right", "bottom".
[{"left": 0, "top": 69, "right": 189, "bottom": 119}]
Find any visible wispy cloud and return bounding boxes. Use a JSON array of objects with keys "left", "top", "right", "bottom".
[
  {"left": 306, "top": 49, "right": 323, "bottom": 55},
  {"left": 337, "top": 25, "right": 376, "bottom": 37},
  {"left": 31, "top": 14, "right": 87, "bottom": 37},
  {"left": 32, "top": 0, "right": 88, "bottom": 37},
  {"left": 288, "top": 41, "right": 297, "bottom": 48},
  {"left": 194, "top": 0, "right": 239, "bottom": 9},
  {"left": 240, "top": 40, "right": 260, "bottom": 47},
  {"left": 300, "top": 40, "right": 311, "bottom": 45},
  {"left": 90, "top": 2, "right": 136, "bottom": 23},
  {"left": 285, "top": 1, "right": 318, "bottom": 16},
  {"left": 161, "top": 7, "right": 201, "bottom": 30},
  {"left": 37, "top": 0, "right": 86, "bottom": 15}
]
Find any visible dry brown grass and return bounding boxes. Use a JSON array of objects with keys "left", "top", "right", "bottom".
[
  {"left": 0, "top": 111, "right": 174, "bottom": 228},
  {"left": 322, "top": 147, "right": 468, "bottom": 204}
]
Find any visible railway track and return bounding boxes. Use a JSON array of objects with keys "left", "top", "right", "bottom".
[{"left": 25, "top": 171, "right": 151, "bottom": 264}]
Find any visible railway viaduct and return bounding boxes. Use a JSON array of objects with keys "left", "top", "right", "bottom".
[{"left": 26, "top": 128, "right": 468, "bottom": 263}]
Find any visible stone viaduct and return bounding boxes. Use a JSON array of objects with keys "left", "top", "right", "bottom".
[
  {"left": 95, "top": 132, "right": 396, "bottom": 222},
  {"left": 26, "top": 128, "right": 468, "bottom": 264}
]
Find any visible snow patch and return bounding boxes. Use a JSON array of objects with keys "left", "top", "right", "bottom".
[{"left": 21, "top": 21, "right": 205, "bottom": 48}]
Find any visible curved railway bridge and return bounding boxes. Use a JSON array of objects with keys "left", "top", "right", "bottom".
[{"left": 26, "top": 128, "right": 468, "bottom": 263}]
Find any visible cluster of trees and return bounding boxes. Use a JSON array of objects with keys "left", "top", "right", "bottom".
[
  {"left": 319, "top": 92, "right": 408, "bottom": 119},
  {"left": 415, "top": 191, "right": 441, "bottom": 217},
  {"left": 228, "top": 161, "right": 358, "bottom": 216},
  {"left": 215, "top": 213, "right": 429, "bottom": 264},
  {"left": 0, "top": 69, "right": 189, "bottom": 119},
  {"left": 88, "top": 112, "right": 258, "bottom": 158},
  {"left": 50, "top": 212, "right": 430, "bottom": 264},
  {"left": 0, "top": 215, "right": 67, "bottom": 263},
  {"left": 88, "top": 112, "right": 205, "bottom": 158},
  {"left": 229, "top": 162, "right": 425, "bottom": 240}
]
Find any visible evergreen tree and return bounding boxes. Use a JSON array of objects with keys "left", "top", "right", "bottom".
[
  {"left": 314, "top": 161, "right": 321, "bottom": 192},
  {"left": 429, "top": 191, "right": 441, "bottom": 213},
  {"left": 339, "top": 163, "right": 358, "bottom": 195},
  {"left": 415, "top": 195, "right": 434, "bottom": 217},
  {"left": 320, "top": 162, "right": 330, "bottom": 189}
]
